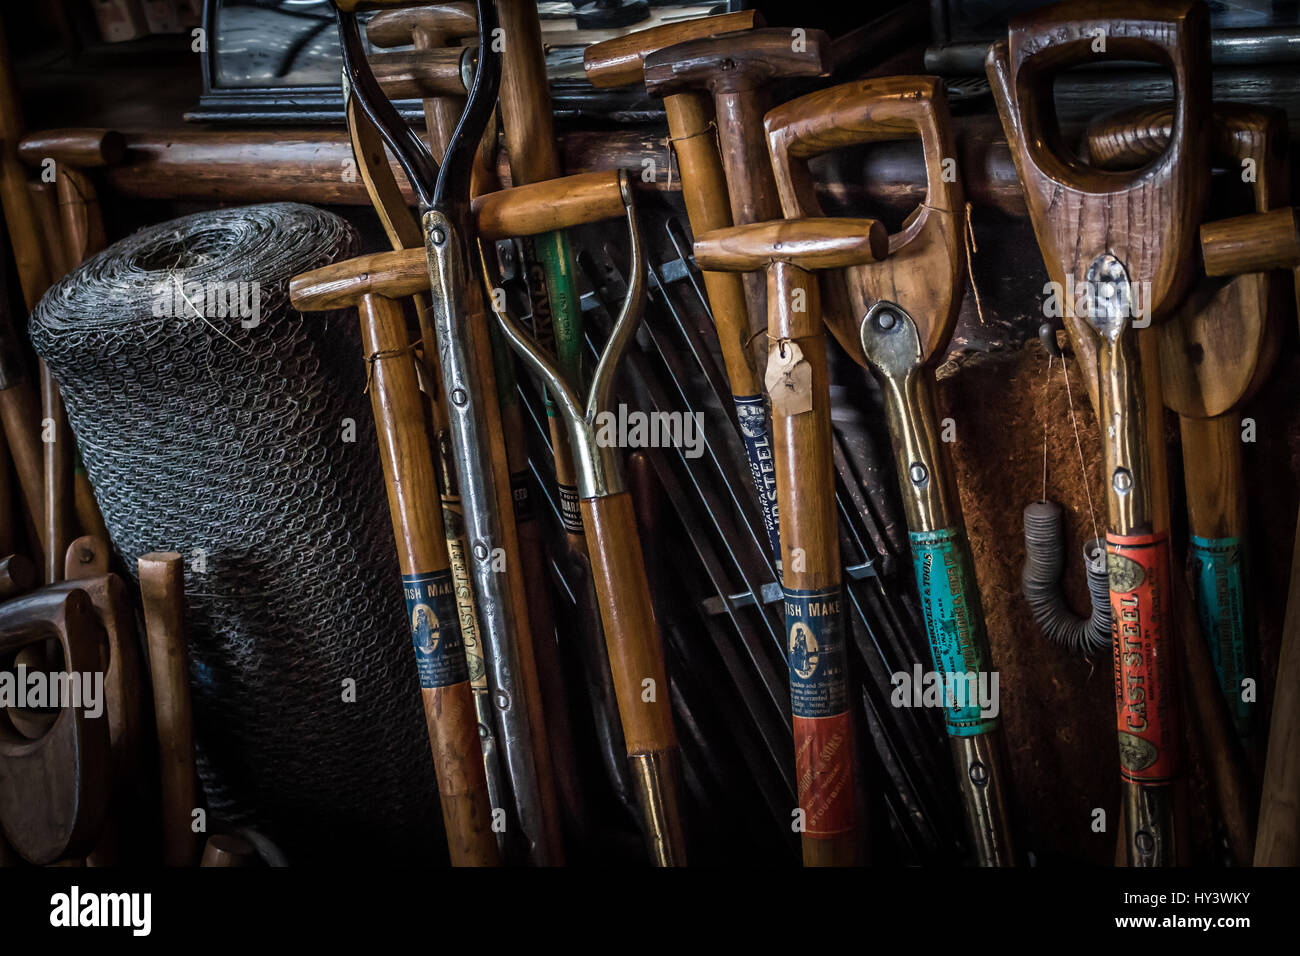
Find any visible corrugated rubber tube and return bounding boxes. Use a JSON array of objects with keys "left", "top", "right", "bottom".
[{"left": 1022, "top": 500, "right": 1111, "bottom": 655}]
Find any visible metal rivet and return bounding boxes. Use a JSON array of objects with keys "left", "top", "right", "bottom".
[
  {"left": 1135, "top": 830, "right": 1155, "bottom": 854},
  {"left": 473, "top": 541, "right": 490, "bottom": 561},
  {"left": 1112, "top": 468, "right": 1133, "bottom": 494},
  {"left": 431, "top": 227, "right": 446, "bottom": 245},
  {"left": 451, "top": 387, "right": 468, "bottom": 407},
  {"left": 969, "top": 761, "right": 988, "bottom": 786},
  {"left": 876, "top": 310, "right": 897, "bottom": 331},
  {"left": 494, "top": 689, "right": 511, "bottom": 711},
  {"left": 909, "top": 462, "right": 928, "bottom": 485}
]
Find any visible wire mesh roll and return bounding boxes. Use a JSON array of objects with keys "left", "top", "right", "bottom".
[{"left": 30, "top": 203, "right": 442, "bottom": 863}]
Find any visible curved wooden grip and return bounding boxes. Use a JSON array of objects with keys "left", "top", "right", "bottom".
[
  {"left": 582, "top": 10, "right": 760, "bottom": 88},
  {"left": 767, "top": 75, "right": 944, "bottom": 159},
  {"left": 17, "top": 128, "right": 125, "bottom": 169},
  {"left": 371, "top": 48, "right": 469, "bottom": 100},
  {"left": 366, "top": 3, "right": 477, "bottom": 46},
  {"left": 694, "top": 218, "right": 888, "bottom": 273},
  {"left": 1006, "top": 0, "right": 1209, "bottom": 194},
  {"left": 291, "top": 248, "right": 428, "bottom": 311},
  {"left": 1201, "top": 208, "right": 1300, "bottom": 277},
  {"left": 643, "top": 27, "right": 831, "bottom": 97},
  {"left": 138, "top": 551, "right": 199, "bottom": 867},
  {"left": 581, "top": 492, "right": 675, "bottom": 756}
]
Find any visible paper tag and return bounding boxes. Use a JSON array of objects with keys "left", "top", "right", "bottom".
[{"left": 764, "top": 340, "right": 813, "bottom": 417}]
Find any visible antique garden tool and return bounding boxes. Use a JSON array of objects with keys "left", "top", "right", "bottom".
[
  {"left": 988, "top": 0, "right": 1211, "bottom": 866},
  {"left": 766, "top": 75, "right": 1018, "bottom": 866},
  {"left": 345, "top": 57, "right": 515, "bottom": 854},
  {"left": 583, "top": 10, "right": 783, "bottom": 566},
  {"left": 374, "top": 0, "right": 586, "bottom": 838},
  {"left": 477, "top": 170, "right": 689, "bottom": 866},
  {"left": 138, "top": 552, "right": 201, "bottom": 867},
  {"left": 291, "top": 169, "right": 627, "bottom": 864},
  {"left": 18, "top": 129, "right": 123, "bottom": 580},
  {"left": 643, "top": 25, "right": 832, "bottom": 375},
  {"left": 335, "top": 0, "right": 568, "bottom": 865},
  {"left": 55, "top": 535, "right": 144, "bottom": 865},
  {"left": 1087, "top": 104, "right": 1290, "bottom": 742},
  {"left": 1199, "top": 205, "right": 1300, "bottom": 865},
  {"left": 695, "top": 216, "right": 889, "bottom": 866},
  {"left": 0, "top": 586, "right": 110, "bottom": 864}
]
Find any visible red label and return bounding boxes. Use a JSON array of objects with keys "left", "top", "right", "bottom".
[
  {"left": 1107, "top": 531, "right": 1180, "bottom": 783},
  {"left": 792, "top": 712, "right": 855, "bottom": 837}
]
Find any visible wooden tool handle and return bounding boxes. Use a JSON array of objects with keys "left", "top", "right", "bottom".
[
  {"left": 1201, "top": 208, "right": 1300, "bottom": 277},
  {"left": 766, "top": 74, "right": 947, "bottom": 159},
  {"left": 370, "top": 48, "right": 469, "bottom": 100},
  {"left": 580, "top": 492, "right": 674, "bottom": 756},
  {"left": 138, "top": 551, "right": 199, "bottom": 867},
  {"left": 694, "top": 218, "right": 887, "bottom": 273},
  {"left": 582, "top": 10, "right": 760, "bottom": 88},
  {"left": 0, "top": 552, "right": 35, "bottom": 598},
  {"left": 365, "top": 3, "right": 477, "bottom": 46},
  {"left": 642, "top": 27, "right": 831, "bottom": 97},
  {"left": 335, "top": 0, "right": 424, "bottom": 12},
  {"left": 17, "top": 128, "right": 125, "bottom": 169},
  {"left": 473, "top": 169, "right": 627, "bottom": 240}
]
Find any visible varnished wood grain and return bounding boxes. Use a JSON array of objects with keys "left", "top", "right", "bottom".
[
  {"left": 366, "top": 4, "right": 477, "bottom": 47},
  {"left": 0, "top": 552, "right": 35, "bottom": 598},
  {"left": 694, "top": 218, "right": 887, "bottom": 273},
  {"left": 358, "top": 292, "right": 500, "bottom": 867},
  {"left": 582, "top": 10, "right": 760, "bottom": 88},
  {"left": 472, "top": 170, "right": 626, "bottom": 240},
  {"left": 371, "top": 48, "right": 469, "bottom": 101},
  {"left": 17, "top": 128, "right": 125, "bottom": 169},
  {"left": 138, "top": 551, "right": 199, "bottom": 867},
  {"left": 1201, "top": 207, "right": 1300, "bottom": 277},
  {"left": 0, "top": 588, "right": 110, "bottom": 864},
  {"left": 767, "top": 75, "right": 964, "bottom": 364}
]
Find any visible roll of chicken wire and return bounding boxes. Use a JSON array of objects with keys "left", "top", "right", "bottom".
[{"left": 31, "top": 202, "right": 443, "bottom": 863}]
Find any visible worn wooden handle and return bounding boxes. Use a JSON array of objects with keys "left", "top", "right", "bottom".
[
  {"left": 1006, "top": 0, "right": 1208, "bottom": 196},
  {"left": 138, "top": 551, "right": 199, "bottom": 867},
  {"left": 580, "top": 491, "right": 675, "bottom": 756},
  {"left": 365, "top": 3, "right": 477, "bottom": 46},
  {"left": 473, "top": 169, "right": 626, "bottom": 240},
  {"left": 335, "top": 0, "right": 422, "bottom": 13},
  {"left": 371, "top": 48, "right": 469, "bottom": 100},
  {"left": 0, "top": 552, "right": 35, "bottom": 598},
  {"left": 695, "top": 218, "right": 887, "bottom": 273},
  {"left": 643, "top": 27, "right": 831, "bottom": 97},
  {"left": 17, "top": 128, "right": 125, "bottom": 169},
  {"left": 767, "top": 75, "right": 944, "bottom": 159},
  {"left": 582, "top": 10, "right": 760, "bottom": 88},
  {"left": 1201, "top": 208, "right": 1300, "bottom": 277},
  {"left": 292, "top": 171, "right": 628, "bottom": 310}
]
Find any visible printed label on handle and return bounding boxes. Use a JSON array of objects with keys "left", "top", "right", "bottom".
[
  {"left": 734, "top": 394, "right": 781, "bottom": 566},
  {"left": 1190, "top": 534, "right": 1252, "bottom": 736},
  {"left": 1108, "top": 531, "right": 1180, "bottom": 783},
  {"left": 558, "top": 484, "right": 584, "bottom": 535},
  {"left": 510, "top": 470, "right": 534, "bottom": 523},
  {"left": 402, "top": 570, "right": 468, "bottom": 689},
  {"left": 786, "top": 586, "right": 855, "bottom": 837},
  {"left": 909, "top": 528, "right": 999, "bottom": 737}
]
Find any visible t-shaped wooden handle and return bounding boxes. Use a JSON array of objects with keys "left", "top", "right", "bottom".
[
  {"left": 694, "top": 218, "right": 887, "bottom": 273},
  {"left": 582, "top": 10, "right": 761, "bottom": 88}
]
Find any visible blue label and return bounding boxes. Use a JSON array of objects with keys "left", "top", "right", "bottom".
[
  {"left": 734, "top": 394, "right": 781, "bottom": 566},
  {"left": 909, "top": 527, "right": 999, "bottom": 737},
  {"left": 402, "top": 570, "right": 468, "bottom": 689},
  {"left": 1190, "top": 534, "right": 1252, "bottom": 735},
  {"left": 784, "top": 586, "right": 847, "bottom": 718}
]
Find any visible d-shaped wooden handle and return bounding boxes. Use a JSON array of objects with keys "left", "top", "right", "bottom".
[
  {"left": 365, "top": 2, "right": 477, "bottom": 47},
  {"left": 582, "top": 10, "right": 761, "bottom": 88},
  {"left": 765, "top": 76, "right": 964, "bottom": 361},
  {"left": 990, "top": 0, "right": 1210, "bottom": 314},
  {"left": 290, "top": 170, "right": 628, "bottom": 310},
  {"left": 694, "top": 218, "right": 887, "bottom": 273}
]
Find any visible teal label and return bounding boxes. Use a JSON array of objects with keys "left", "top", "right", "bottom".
[
  {"left": 734, "top": 394, "right": 781, "bottom": 566},
  {"left": 784, "top": 586, "right": 847, "bottom": 718},
  {"left": 1191, "top": 534, "right": 1253, "bottom": 735},
  {"left": 402, "top": 570, "right": 468, "bottom": 689},
  {"left": 909, "top": 528, "right": 998, "bottom": 736}
]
